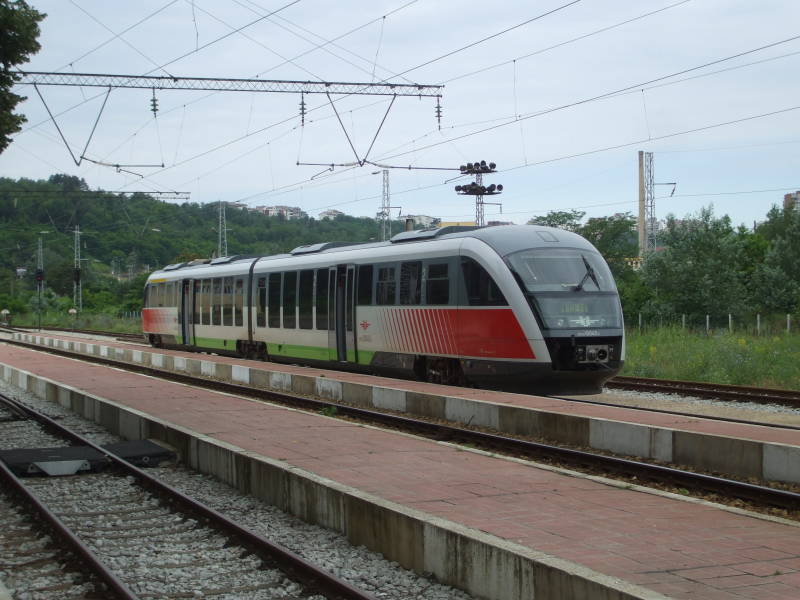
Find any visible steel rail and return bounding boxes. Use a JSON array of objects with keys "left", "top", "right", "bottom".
[
  {"left": 0, "top": 392, "right": 376, "bottom": 600},
  {"left": 608, "top": 376, "right": 800, "bottom": 408},
  {"left": 550, "top": 394, "right": 800, "bottom": 431},
  {"left": 4, "top": 339, "right": 800, "bottom": 512},
  {"left": 0, "top": 416, "right": 138, "bottom": 600}
]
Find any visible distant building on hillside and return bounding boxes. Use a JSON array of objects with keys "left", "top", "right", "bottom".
[
  {"left": 319, "top": 209, "right": 344, "bottom": 220},
  {"left": 784, "top": 191, "right": 800, "bottom": 210},
  {"left": 226, "top": 201, "right": 248, "bottom": 210},
  {"left": 405, "top": 214, "right": 439, "bottom": 228},
  {"left": 253, "top": 205, "right": 308, "bottom": 220}
]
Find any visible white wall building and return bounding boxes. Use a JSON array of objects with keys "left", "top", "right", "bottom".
[{"left": 253, "top": 205, "right": 308, "bottom": 220}]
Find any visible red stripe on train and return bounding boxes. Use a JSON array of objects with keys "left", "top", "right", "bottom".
[{"left": 382, "top": 307, "right": 534, "bottom": 360}]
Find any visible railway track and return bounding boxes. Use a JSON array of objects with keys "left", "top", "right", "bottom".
[
  {"left": 607, "top": 376, "right": 800, "bottom": 408},
  {"left": 0, "top": 392, "right": 376, "bottom": 600},
  {"left": 4, "top": 337, "right": 800, "bottom": 515}
]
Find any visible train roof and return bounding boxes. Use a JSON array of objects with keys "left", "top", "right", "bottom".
[{"left": 147, "top": 224, "right": 596, "bottom": 278}]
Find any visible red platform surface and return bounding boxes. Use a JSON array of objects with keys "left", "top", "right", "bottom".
[
  {"left": 22, "top": 333, "right": 800, "bottom": 447},
  {"left": 3, "top": 342, "right": 800, "bottom": 599}
]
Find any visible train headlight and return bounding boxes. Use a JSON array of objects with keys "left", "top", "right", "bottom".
[{"left": 576, "top": 344, "right": 611, "bottom": 364}]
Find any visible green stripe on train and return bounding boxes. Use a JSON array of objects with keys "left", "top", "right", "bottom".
[
  {"left": 191, "top": 336, "right": 375, "bottom": 365},
  {"left": 193, "top": 336, "right": 235, "bottom": 350}
]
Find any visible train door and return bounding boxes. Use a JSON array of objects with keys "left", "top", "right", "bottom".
[
  {"left": 328, "top": 264, "right": 357, "bottom": 362},
  {"left": 180, "top": 279, "right": 194, "bottom": 345}
]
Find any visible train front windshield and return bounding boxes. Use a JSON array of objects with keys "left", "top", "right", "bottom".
[{"left": 506, "top": 248, "right": 622, "bottom": 330}]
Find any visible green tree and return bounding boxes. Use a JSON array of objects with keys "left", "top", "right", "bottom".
[
  {"left": 576, "top": 213, "right": 638, "bottom": 274},
  {"left": 527, "top": 209, "right": 585, "bottom": 231},
  {"left": 640, "top": 207, "right": 751, "bottom": 319},
  {"left": 0, "top": 0, "right": 45, "bottom": 153},
  {"left": 750, "top": 206, "right": 800, "bottom": 312}
]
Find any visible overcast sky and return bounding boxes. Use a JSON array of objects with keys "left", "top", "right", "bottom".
[{"left": 3, "top": 0, "right": 800, "bottom": 228}]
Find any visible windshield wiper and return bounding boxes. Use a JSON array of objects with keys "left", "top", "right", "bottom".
[{"left": 573, "top": 254, "right": 600, "bottom": 292}]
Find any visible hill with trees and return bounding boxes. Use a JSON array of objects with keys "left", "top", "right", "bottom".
[{"left": 0, "top": 175, "right": 392, "bottom": 315}]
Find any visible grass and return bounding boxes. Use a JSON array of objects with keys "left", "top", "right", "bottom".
[{"left": 623, "top": 327, "right": 800, "bottom": 391}]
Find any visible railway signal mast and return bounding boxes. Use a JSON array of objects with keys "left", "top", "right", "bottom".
[{"left": 455, "top": 161, "right": 503, "bottom": 227}]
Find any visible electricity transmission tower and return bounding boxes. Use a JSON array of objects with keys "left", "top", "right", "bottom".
[
  {"left": 637, "top": 151, "right": 676, "bottom": 258},
  {"left": 73, "top": 225, "right": 82, "bottom": 312},
  {"left": 638, "top": 151, "right": 655, "bottom": 257},
  {"left": 376, "top": 170, "right": 400, "bottom": 241},
  {"left": 218, "top": 200, "right": 228, "bottom": 258}
]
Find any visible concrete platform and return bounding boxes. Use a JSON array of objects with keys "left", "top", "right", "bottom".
[
  {"left": 10, "top": 332, "right": 800, "bottom": 486},
  {"left": 2, "top": 342, "right": 800, "bottom": 599}
]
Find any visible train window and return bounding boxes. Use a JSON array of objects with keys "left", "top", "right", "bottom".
[
  {"left": 268, "top": 273, "right": 281, "bottom": 328},
  {"left": 234, "top": 278, "right": 244, "bottom": 327},
  {"left": 376, "top": 266, "right": 396, "bottom": 305},
  {"left": 357, "top": 265, "right": 373, "bottom": 305},
  {"left": 283, "top": 271, "right": 297, "bottom": 329},
  {"left": 315, "top": 269, "right": 328, "bottom": 330},
  {"left": 222, "top": 277, "right": 233, "bottom": 326},
  {"left": 426, "top": 263, "right": 449, "bottom": 305},
  {"left": 211, "top": 278, "right": 221, "bottom": 325},
  {"left": 399, "top": 261, "right": 422, "bottom": 305},
  {"left": 461, "top": 257, "right": 508, "bottom": 306},
  {"left": 299, "top": 270, "right": 314, "bottom": 329},
  {"left": 256, "top": 277, "right": 266, "bottom": 327}
]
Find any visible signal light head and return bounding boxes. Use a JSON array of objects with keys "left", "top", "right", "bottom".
[
  {"left": 497, "top": 184, "right": 503, "bottom": 191},
  {"left": 489, "top": 162, "right": 496, "bottom": 170}
]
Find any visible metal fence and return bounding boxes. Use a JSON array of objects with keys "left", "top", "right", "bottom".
[{"left": 628, "top": 313, "right": 796, "bottom": 335}]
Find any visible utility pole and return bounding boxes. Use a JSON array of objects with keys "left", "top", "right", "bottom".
[
  {"left": 218, "top": 200, "right": 228, "bottom": 257},
  {"left": 36, "top": 234, "right": 45, "bottom": 330},
  {"left": 375, "top": 170, "right": 401, "bottom": 241},
  {"left": 73, "top": 225, "right": 82, "bottom": 312},
  {"left": 455, "top": 161, "right": 503, "bottom": 227}
]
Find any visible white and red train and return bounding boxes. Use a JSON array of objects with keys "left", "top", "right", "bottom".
[{"left": 142, "top": 225, "right": 624, "bottom": 394}]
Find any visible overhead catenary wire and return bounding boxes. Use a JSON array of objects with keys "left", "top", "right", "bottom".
[
  {"left": 442, "top": 0, "right": 692, "bottom": 85},
  {"left": 376, "top": 33, "right": 800, "bottom": 162},
  {"left": 120, "top": 22, "right": 800, "bottom": 199},
  {"left": 55, "top": 0, "right": 179, "bottom": 73},
  {"left": 68, "top": 0, "right": 175, "bottom": 77},
  {"left": 378, "top": 0, "right": 583, "bottom": 83}
]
